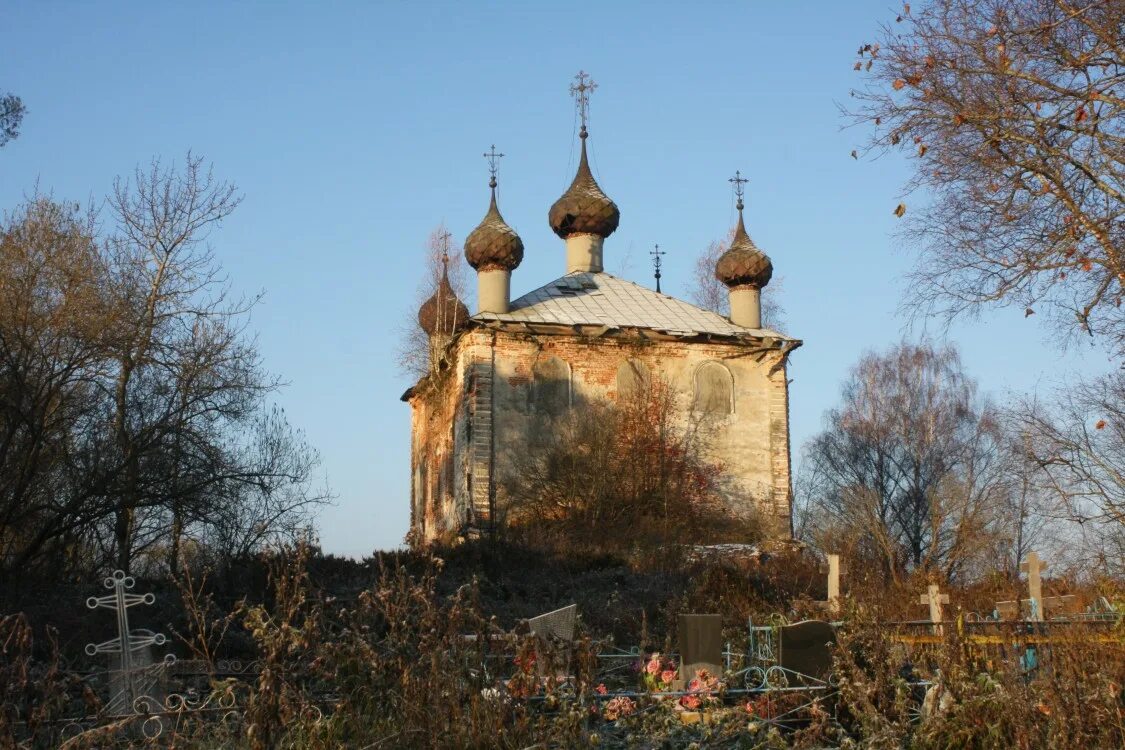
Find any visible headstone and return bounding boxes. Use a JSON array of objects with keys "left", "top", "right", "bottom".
[
  {"left": 778, "top": 620, "right": 836, "bottom": 682},
  {"left": 678, "top": 614, "right": 722, "bottom": 684},
  {"left": 827, "top": 554, "right": 841, "bottom": 615},
  {"left": 527, "top": 604, "right": 577, "bottom": 642},
  {"left": 918, "top": 584, "right": 950, "bottom": 635},
  {"left": 527, "top": 604, "right": 578, "bottom": 682},
  {"left": 1020, "top": 552, "right": 1049, "bottom": 622}
]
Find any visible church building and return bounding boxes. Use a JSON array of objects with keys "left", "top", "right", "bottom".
[{"left": 403, "top": 75, "right": 801, "bottom": 546}]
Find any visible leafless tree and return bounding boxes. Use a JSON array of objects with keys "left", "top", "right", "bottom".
[
  {"left": 0, "top": 156, "right": 328, "bottom": 579},
  {"left": 396, "top": 223, "right": 473, "bottom": 380},
  {"left": 689, "top": 229, "right": 786, "bottom": 331},
  {"left": 800, "top": 341, "right": 1009, "bottom": 583},
  {"left": 0, "top": 93, "right": 23, "bottom": 147},
  {"left": 0, "top": 199, "right": 115, "bottom": 574},
  {"left": 848, "top": 0, "right": 1125, "bottom": 357},
  {"left": 1008, "top": 371, "right": 1124, "bottom": 572},
  {"left": 502, "top": 376, "right": 763, "bottom": 551}
]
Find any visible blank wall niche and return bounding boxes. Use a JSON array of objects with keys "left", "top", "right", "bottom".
[
  {"left": 532, "top": 356, "right": 571, "bottom": 416},
  {"left": 693, "top": 361, "right": 734, "bottom": 415}
]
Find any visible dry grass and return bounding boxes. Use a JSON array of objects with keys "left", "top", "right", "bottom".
[{"left": 0, "top": 543, "right": 1122, "bottom": 748}]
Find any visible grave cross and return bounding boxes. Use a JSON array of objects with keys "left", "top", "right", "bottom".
[
  {"left": 85, "top": 570, "right": 168, "bottom": 713},
  {"left": 918, "top": 584, "right": 950, "bottom": 635},
  {"left": 1020, "top": 552, "right": 1049, "bottom": 622},
  {"left": 827, "top": 554, "right": 841, "bottom": 615}
]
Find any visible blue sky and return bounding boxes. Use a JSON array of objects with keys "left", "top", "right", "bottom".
[{"left": 3, "top": 1, "right": 1116, "bottom": 556}]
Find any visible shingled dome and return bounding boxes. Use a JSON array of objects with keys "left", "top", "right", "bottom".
[
  {"left": 465, "top": 180, "right": 524, "bottom": 271},
  {"left": 716, "top": 208, "right": 772, "bottom": 289},
  {"left": 548, "top": 127, "right": 620, "bottom": 239},
  {"left": 418, "top": 260, "right": 470, "bottom": 336}
]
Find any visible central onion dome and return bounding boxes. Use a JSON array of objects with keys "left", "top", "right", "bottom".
[
  {"left": 418, "top": 257, "right": 470, "bottom": 336},
  {"left": 465, "top": 176, "right": 524, "bottom": 271},
  {"left": 716, "top": 200, "right": 773, "bottom": 289},
  {"left": 548, "top": 126, "right": 620, "bottom": 239}
]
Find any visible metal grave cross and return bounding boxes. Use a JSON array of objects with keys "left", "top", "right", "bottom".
[
  {"left": 85, "top": 570, "right": 170, "bottom": 714},
  {"left": 918, "top": 584, "right": 950, "bottom": 635},
  {"left": 1020, "top": 552, "right": 1049, "bottom": 622}
]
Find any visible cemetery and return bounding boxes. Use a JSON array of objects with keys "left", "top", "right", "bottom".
[
  {"left": 2, "top": 542, "right": 1122, "bottom": 747},
  {"left": 4, "top": 0, "right": 1125, "bottom": 747}
]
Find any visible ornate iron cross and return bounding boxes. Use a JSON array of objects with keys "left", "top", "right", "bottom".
[
  {"left": 85, "top": 570, "right": 171, "bottom": 714},
  {"left": 729, "top": 170, "right": 748, "bottom": 211},
  {"left": 650, "top": 244, "right": 666, "bottom": 293},
  {"left": 570, "top": 70, "right": 597, "bottom": 132},
  {"left": 483, "top": 144, "right": 504, "bottom": 188}
]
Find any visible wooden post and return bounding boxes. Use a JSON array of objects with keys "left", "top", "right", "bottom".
[
  {"left": 827, "top": 554, "right": 841, "bottom": 615},
  {"left": 918, "top": 584, "right": 950, "bottom": 635},
  {"left": 1020, "top": 552, "right": 1049, "bottom": 622}
]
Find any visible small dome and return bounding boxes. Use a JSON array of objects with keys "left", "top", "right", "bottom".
[
  {"left": 716, "top": 209, "right": 772, "bottom": 289},
  {"left": 465, "top": 182, "right": 524, "bottom": 271},
  {"left": 548, "top": 128, "right": 620, "bottom": 239},
  {"left": 418, "top": 260, "right": 470, "bottom": 336}
]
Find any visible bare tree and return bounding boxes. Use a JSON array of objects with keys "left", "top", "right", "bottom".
[
  {"left": 396, "top": 223, "right": 473, "bottom": 379},
  {"left": 0, "top": 199, "right": 115, "bottom": 574},
  {"left": 1009, "top": 372, "right": 1124, "bottom": 572},
  {"left": 689, "top": 229, "right": 786, "bottom": 331},
  {"left": 848, "top": 0, "right": 1125, "bottom": 356},
  {"left": 800, "top": 341, "right": 1009, "bottom": 583},
  {"left": 0, "top": 158, "right": 327, "bottom": 579},
  {"left": 502, "top": 376, "right": 763, "bottom": 551},
  {"left": 0, "top": 93, "right": 23, "bottom": 147}
]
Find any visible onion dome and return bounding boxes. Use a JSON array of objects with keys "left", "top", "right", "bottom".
[
  {"left": 548, "top": 126, "right": 620, "bottom": 239},
  {"left": 418, "top": 256, "right": 470, "bottom": 336},
  {"left": 715, "top": 199, "right": 773, "bottom": 289},
  {"left": 464, "top": 176, "right": 524, "bottom": 271}
]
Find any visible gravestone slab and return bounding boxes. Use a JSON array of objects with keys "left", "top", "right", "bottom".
[
  {"left": 527, "top": 604, "right": 577, "bottom": 642},
  {"left": 779, "top": 620, "right": 836, "bottom": 683},
  {"left": 678, "top": 614, "right": 722, "bottom": 684}
]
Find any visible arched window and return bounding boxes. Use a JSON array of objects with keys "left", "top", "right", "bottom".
[
  {"left": 694, "top": 361, "right": 734, "bottom": 415},
  {"left": 532, "top": 356, "right": 570, "bottom": 416},
  {"left": 615, "top": 359, "right": 650, "bottom": 398}
]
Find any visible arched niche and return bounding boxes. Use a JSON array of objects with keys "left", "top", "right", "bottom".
[
  {"left": 693, "top": 360, "right": 734, "bottom": 415},
  {"left": 532, "top": 355, "right": 571, "bottom": 416},
  {"left": 615, "top": 359, "right": 650, "bottom": 398}
]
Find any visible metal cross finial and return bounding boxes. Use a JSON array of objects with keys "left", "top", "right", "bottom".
[
  {"left": 650, "top": 244, "right": 666, "bottom": 293},
  {"left": 570, "top": 70, "right": 598, "bottom": 136},
  {"left": 438, "top": 229, "right": 452, "bottom": 273},
  {"left": 729, "top": 170, "right": 748, "bottom": 212},
  {"left": 483, "top": 144, "right": 504, "bottom": 189}
]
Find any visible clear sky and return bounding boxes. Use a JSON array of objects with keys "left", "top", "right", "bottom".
[{"left": 3, "top": 1, "right": 1117, "bottom": 556}]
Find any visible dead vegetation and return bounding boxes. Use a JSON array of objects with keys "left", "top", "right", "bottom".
[{"left": 0, "top": 540, "right": 1121, "bottom": 748}]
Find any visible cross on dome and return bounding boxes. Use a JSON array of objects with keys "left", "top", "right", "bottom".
[
  {"left": 570, "top": 70, "right": 597, "bottom": 136},
  {"left": 729, "top": 170, "right": 748, "bottom": 211},
  {"left": 484, "top": 144, "right": 504, "bottom": 189}
]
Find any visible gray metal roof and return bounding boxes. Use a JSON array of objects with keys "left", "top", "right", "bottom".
[{"left": 473, "top": 272, "right": 793, "bottom": 340}]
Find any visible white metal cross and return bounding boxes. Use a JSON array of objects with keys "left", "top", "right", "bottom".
[{"left": 85, "top": 570, "right": 168, "bottom": 713}]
